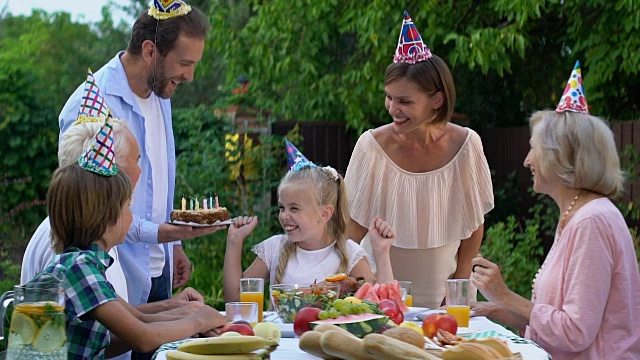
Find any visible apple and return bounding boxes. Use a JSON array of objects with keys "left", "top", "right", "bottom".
[
  {"left": 379, "top": 299, "right": 404, "bottom": 325},
  {"left": 221, "top": 323, "right": 254, "bottom": 336},
  {"left": 232, "top": 320, "right": 252, "bottom": 327},
  {"left": 293, "top": 307, "right": 321, "bottom": 337},
  {"left": 421, "top": 313, "right": 457, "bottom": 338}
]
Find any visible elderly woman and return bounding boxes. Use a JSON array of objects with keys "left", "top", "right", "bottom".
[{"left": 471, "top": 62, "right": 640, "bottom": 359}]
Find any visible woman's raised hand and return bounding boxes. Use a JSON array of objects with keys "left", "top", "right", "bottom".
[
  {"left": 470, "top": 255, "right": 510, "bottom": 305},
  {"left": 227, "top": 216, "right": 258, "bottom": 244}
]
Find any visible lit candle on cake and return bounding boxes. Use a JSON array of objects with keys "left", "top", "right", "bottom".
[
  {"left": 215, "top": 193, "right": 219, "bottom": 208},
  {"left": 203, "top": 198, "right": 208, "bottom": 210},
  {"left": 195, "top": 197, "right": 199, "bottom": 210},
  {"left": 190, "top": 198, "right": 194, "bottom": 210},
  {"left": 209, "top": 193, "right": 213, "bottom": 209},
  {"left": 181, "top": 195, "right": 186, "bottom": 211}
]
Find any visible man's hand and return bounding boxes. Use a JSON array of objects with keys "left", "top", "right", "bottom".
[
  {"left": 174, "top": 287, "right": 205, "bottom": 302},
  {"left": 173, "top": 245, "right": 192, "bottom": 289},
  {"left": 158, "top": 223, "right": 226, "bottom": 244}
]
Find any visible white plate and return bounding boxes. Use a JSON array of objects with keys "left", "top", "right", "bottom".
[
  {"left": 168, "top": 219, "right": 233, "bottom": 227},
  {"left": 403, "top": 306, "right": 429, "bottom": 321},
  {"left": 415, "top": 309, "right": 447, "bottom": 321}
]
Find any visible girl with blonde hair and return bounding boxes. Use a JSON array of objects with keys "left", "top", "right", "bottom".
[{"left": 223, "top": 156, "right": 396, "bottom": 301}]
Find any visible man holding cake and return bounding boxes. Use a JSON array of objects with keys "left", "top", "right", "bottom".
[{"left": 57, "top": 2, "right": 222, "bottom": 352}]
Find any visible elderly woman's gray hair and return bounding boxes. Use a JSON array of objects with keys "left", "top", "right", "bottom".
[{"left": 529, "top": 110, "right": 625, "bottom": 199}]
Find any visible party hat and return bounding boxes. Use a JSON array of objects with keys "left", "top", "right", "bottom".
[
  {"left": 76, "top": 69, "right": 110, "bottom": 125},
  {"left": 148, "top": 0, "right": 192, "bottom": 20},
  {"left": 393, "top": 11, "right": 432, "bottom": 64},
  {"left": 285, "top": 139, "right": 316, "bottom": 171},
  {"left": 556, "top": 60, "right": 589, "bottom": 114},
  {"left": 78, "top": 113, "right": 118, "bottom": 176}
]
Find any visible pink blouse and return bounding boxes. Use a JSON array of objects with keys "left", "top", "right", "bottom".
[{"left": 526, "top": 198, "right": 640, "bottom": 359}]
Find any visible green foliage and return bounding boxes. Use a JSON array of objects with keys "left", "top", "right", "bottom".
[
  {"left": 207, "top": 0, "right": 640, "bottom": 133},
  {"left": 481, "top": 215, "right": 544, "bottom": 300},
  {"left": 172, "top": 106, "right": 291, "bottom": 308}
]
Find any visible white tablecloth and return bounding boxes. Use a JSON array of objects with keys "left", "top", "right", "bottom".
[{"left": 155, "top": 312, "right": 551, "bottom": 360}]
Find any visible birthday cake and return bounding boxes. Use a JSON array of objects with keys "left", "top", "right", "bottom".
[{"left": 170, "top": 207, "right": 231, "bottom": 225}]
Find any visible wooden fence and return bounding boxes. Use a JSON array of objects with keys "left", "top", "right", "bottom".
[{"left": 272, "top": 120, "right": 640, "bottom": 211}]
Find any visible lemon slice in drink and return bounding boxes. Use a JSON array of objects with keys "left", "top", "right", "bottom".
[
  {"left": 9, "top": 312, "right": 37, "bottom": 345},
  {"left": 33, "top": 320, "right": 67, "bottom": 352}
]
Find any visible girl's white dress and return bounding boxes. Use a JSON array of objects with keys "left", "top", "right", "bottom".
[{"left": 252, "top": 235, "right": 370, "bottom": 285}]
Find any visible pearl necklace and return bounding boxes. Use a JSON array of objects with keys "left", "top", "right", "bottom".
[{"left": 531, "top": 189, "right": 584, "bottom": 299}]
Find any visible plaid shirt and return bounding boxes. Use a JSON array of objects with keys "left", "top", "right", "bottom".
[{"left": 42, "top": 243, "right": 118, "bottom": 359}]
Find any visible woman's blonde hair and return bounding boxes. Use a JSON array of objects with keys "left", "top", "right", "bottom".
[
  {"left": 529, "top": 110, "right": 625, "bottom": 199},
  {"left": 47, "top": 164, "right": 132, "bottom": 252},
  {"left": 273, "top": 166, "right": 350, "bottom": 284}
]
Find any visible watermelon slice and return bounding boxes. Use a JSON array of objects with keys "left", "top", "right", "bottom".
[{"left": 310, "top": 313, "right": 389, "bottom": 338}]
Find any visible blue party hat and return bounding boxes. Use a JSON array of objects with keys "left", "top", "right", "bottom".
[{"left": 285, "top": 139, "right": 316, "bottom": 172}]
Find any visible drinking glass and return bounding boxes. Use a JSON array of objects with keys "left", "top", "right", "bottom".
[
  {"left": 240, "top": 278, "right": 264, "bottom": 322},
  {"left": 225, "top": 302, "right": 259, "bottom": 326},
  {"left": 398, "top": 281, "right": 413, "bottom": 307},
  {"left": 445, "top": 279, "right": 471, "bottom": 327}
]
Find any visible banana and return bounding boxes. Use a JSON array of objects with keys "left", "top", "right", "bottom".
[
  {"left": 177, "top": 336, "right": 266, "bottom": 355},
  {"left": 468, "top": 337, "right": 515, "bottom": 357},
  {"left": 166, "top": 350, "right": 263, "bottom": 359}
]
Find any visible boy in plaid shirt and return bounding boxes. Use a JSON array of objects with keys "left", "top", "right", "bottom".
[{"left": 40, "top": 111, "right": 224, "bottom": 359}]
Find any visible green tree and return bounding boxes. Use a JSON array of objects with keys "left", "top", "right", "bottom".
[{"left": 208, "top": 0, "right": 640, "bottom": 133}]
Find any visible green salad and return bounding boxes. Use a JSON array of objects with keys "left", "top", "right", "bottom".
[{"left": 271, "top": 286, "right": 339, "bottom": 323}]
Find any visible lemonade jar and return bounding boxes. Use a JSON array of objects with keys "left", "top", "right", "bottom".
[{"left": 0, "top": 274, "right": 67, "bottom": 360}]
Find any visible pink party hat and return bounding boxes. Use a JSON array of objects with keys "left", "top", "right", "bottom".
[
  {"left": 556, "top": 60, "right": 589, "bottom": 114},
  {"left": 285, "top": 139, "right": 316, "bottom": 171},
  {"left": 76, "top": 69, "right": 110, "bottom": 124},
  {"left": 78, "top": 113, "right": 118, "bottom": 176},
  {"left": 393, "top": 11, "right": 432, "bottom": 64},
  {"left": 148, "top": 0, "right": 192, "bottom": 20}
]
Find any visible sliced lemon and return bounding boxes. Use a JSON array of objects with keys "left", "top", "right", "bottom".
[
  {"left": 33, "top": 320, "right": 67, "bottom": 352},
  {"left": 325, "top": 273, "right": 347, "bottom": 282},
  {"left": 9, "top": 312, "right": 37, "bottom": 345}
]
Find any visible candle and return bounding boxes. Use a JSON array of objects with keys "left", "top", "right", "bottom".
[
  {"left": 203, "top": 198, "right": 208, "bottom": 210},
  {"left": 181, "top": 195, "right": 186, "bottom": 211},
  {"left": 209, "top": 193, "right": 213, "bottom": 209},
  {"left": 190, "top": 198, "right": 194, "bottom": 210},
  {"left": 195, "top": 196, "right": 199, "bottom": 210},
  {"left": 215, "top": 193, "right": 219, "bottom": 208}
]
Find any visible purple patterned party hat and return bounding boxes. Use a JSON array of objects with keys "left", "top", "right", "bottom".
[
  {"left": 393, "top": 11, "right": 432, "bottom": 64},
  {"left": 285, "top": 139, "right": 316, "bottom": 171},
  {"left": 556, "top": 60, "right": 589, "bottom": 114},
  {"left": 148, "top": 0, "right": 192, "bottom": 20}
]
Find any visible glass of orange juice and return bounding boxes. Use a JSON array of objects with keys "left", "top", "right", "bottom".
[
  {"left": 240, "top": 278, "right": 264, "bottom": 322},
  {"left": 445, "top": 279, "right": 471, "bottom": 327},
  {"left": 398, "top": 281, "right": 413, "bottom": 307}
]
